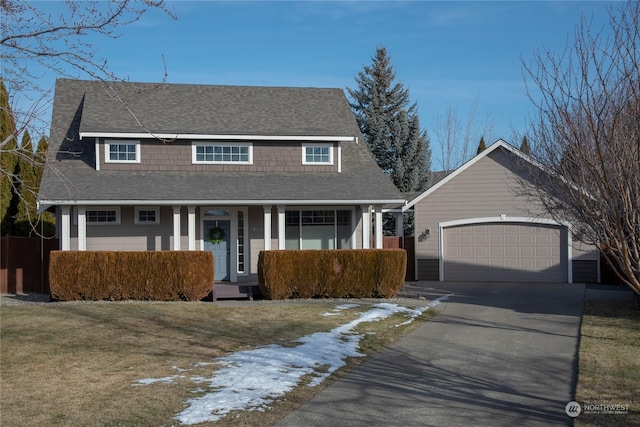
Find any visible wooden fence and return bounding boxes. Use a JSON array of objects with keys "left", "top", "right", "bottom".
[
  {"left": 1, "top": 236, "right": 59, "bottom": 294},
  {"left": 383, "top": 236, "right": 415, "bottom": 281}
]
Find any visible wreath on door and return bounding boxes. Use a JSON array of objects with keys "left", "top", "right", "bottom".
[{"left": 208, "top": 226, "right": 226, "bottom": 245}]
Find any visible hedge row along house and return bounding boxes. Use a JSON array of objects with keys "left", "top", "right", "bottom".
[{"left": 38, "top": 79, "right": 600, "bottom": 285}]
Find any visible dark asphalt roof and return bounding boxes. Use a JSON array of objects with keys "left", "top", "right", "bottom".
[{"left": 39, "top": 79, "right": 403, "bottom": 204}]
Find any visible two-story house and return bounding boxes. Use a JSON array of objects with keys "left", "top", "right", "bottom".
[{"left": 38, "top": 79, "right": 404, "bottom": 283}]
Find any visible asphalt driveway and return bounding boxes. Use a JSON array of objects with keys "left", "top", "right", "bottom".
[{"left": 277, "top": 281, "right": 586, "bottom": 427}]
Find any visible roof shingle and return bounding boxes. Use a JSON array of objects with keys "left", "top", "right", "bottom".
[{"left": 39, "top": 79, "right": 404, "bottom": 204}]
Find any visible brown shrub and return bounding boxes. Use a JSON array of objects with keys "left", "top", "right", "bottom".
[
  {"left": 258, "top": 249, "right": 406, "bottom": 300},
  {"left": 49, "top": 251, "right": 214, "bottom": 301}
]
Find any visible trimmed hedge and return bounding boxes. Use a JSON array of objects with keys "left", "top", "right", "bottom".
[
  {"left": 257, "top": 249, "right": 406, "bottom": 300},
  {"left": 49, "top": 251, "right": 214, "bottom": 301}
]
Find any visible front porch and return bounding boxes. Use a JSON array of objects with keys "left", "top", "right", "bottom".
[{"left": 56, "top": 204, "right": 405, "bottom": 282}]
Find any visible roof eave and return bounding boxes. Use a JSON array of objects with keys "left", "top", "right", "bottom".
[
  {"left": 79, "top": 132, "right": 359, "bottom": 143},
  {"left": 38, "top": 198, "right": 406, "bottom": 207}
]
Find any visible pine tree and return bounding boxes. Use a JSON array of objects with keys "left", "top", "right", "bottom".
[
  {"left": 34, "top": 136, "right": 56, "bottom": 237},
  {"left": 1, "top": 80, "right": 19, "bottom": 235},
  {"left": 14, "top": 131, "right": 37, "bottom": 236},
  {"left": 476, "top": 136, "right": 487, "bottom": 155},
  {"left": 34, "top": 135, "right": 48, "bottom": 183},
  {"left": 348, "top": 47, "right": 431, "bottom": 192},
  {"left": 520, "top": 135, "right": 531, "bottom": 155},
  {"left": 393, "top": 110, "right": 431, "bottom": 191}
]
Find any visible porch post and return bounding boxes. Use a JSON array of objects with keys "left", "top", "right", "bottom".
[
  {"left": 374, "top": 205, "right": 383, "bottom": 249},
  {"left": 350, "top": 209, "right": 357, "bottom": 249},
  {"left": 60, "top": 206, "right": 71, "bottom": 250},
  {"left": 361, "top": 205, "right": 371, "bottom": 249},
  {"left": 77, "top": 205, "right": 87, "bottom": 251},
  {"left": 263, "top": 205, "right": 272, "bottom": 250},
  {"left": 172, "top": 205, "right": 181, "bottom": 250},
  {"left": 277, "top": 205, "right": 286, "bottom": 250},
  {"left": 395, "top": 212, "right": 404, "bottom": 237},
  {"left": 187, "top": 205, "right": 196, "bottom": 250}
]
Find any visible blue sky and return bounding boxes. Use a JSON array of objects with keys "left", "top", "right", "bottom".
[{"left": 18, "top": 1, "right": 615, "bottom": 166}]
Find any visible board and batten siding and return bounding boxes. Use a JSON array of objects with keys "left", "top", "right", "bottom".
[{"left": 414, "top": 147, "right": 598, "bottom": 282}]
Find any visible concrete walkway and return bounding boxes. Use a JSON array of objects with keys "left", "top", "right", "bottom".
[{"left": 277, "top": 282, "right": 591, "bottom": 427}]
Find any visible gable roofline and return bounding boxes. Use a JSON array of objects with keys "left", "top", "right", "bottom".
[
  {"left": 403, "top": 139, "right": 537, "bottom": 211},
  {"left": 79, "top": 132, "right": 358, "bottom": 143}
]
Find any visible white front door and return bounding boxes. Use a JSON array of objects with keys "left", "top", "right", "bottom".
[{"left": 204, "top": 220, "right": 231, "bottom": 281}]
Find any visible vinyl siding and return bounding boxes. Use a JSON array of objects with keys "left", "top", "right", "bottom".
[
  {"left": 70, "top": 206, "right": 185, "bottom": 251},
  {"left": 248, "top": 205, "right": 266, "bottom": 275},
  {"left": 415, "top": 148, "right": 549, "bottom": 259}
]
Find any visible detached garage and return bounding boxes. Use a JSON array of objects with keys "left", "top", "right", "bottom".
[{"left": 407, "top": 139, "right": 599, "bottom": 284}]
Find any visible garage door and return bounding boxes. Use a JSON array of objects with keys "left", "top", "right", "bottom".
[{"left": 443, "top": 222, "right": 568, "bottom": 282}]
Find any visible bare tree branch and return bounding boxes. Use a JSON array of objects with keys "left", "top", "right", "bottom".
[
  {"left": 521, "top": 1, "right": 640, "bottom": 298},
  {"left": 1, "top": 0, "right": 176, "bottom": 236}
]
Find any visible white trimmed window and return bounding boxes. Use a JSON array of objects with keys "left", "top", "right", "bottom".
[
  {"left": 135, "top": 207, "right": 160, "bottom": 225},
  {"left": 303, "top": 144, "right": 333, "bottom": 165},
  {"left": 192, "top": 142, "right": 253, "bottom": 164},
  {"left": 105, "top": 140, "right": 140, "bottom": 163},
  {"left": 84, "top": 207, "right": 121, "bottom": 225},
  {"left": 285, "top": 209, "right": 352, "bottom": 249}
]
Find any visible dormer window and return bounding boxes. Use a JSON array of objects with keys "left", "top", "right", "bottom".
[
  {"left": 303, "top": 144, "right": 333, "bottom": 165},
  {"left": 192, "top": 142, "right": 253, "bottom": 164},
  {"left": 105, "top": 140, "right": 140, "bottom": 163}
]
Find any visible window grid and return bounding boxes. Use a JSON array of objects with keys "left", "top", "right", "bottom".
[
  {"left": 305, "top": 146, "right": 331, "bottom": 164},
  {"left": 138, "top": 210, "right": 156, "bottom": 223},
  {"left": 195, "top": 145, "right": 250, "bottom": 163},
  {"left": 109, "top": 144, "right": 137, "bottom": 161},
  {"left": 87, "top": 210, "right": 117, "bottom": 223},
  {"left": 301, "top": 210, "right": 335, "bottom": 224}
]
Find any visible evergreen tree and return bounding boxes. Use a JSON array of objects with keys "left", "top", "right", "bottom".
[
  {"left": 348, "top": 47, "right": 431, "bottom": 192},
  {"left": 476, "top": 136, "right": 487, "bottom": 154},
  {"left": 34, "top": 136, "right": 56, "bottom": 237},
  {"left": 520, "top": 135, "right": 531, "bottom": 155},
  {"left": 14, "top": 131, "right": 36, "bottom": 235},
  {"left": 1, "top": 80, "right": 19, "bottom": 235},
  {"left": 393, "top": 110, "right": 431, "bottom": 191},
  {"left": 34, "top": 136, "right": 48, "bottom": 183}
]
